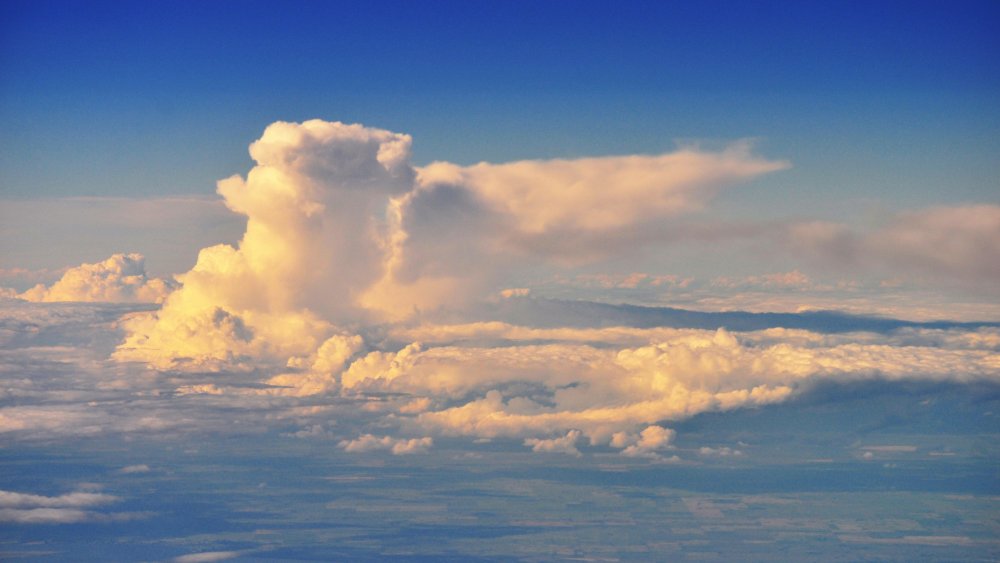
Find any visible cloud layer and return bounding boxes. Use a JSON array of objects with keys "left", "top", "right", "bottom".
[{"left": 2, "top": 119, "right": 998, "bottom": 462}]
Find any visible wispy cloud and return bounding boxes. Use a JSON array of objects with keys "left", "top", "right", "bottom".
[{"left": 0, "top": 488, "right": 149, "bottom": 525}]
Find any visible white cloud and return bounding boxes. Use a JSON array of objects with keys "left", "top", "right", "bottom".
[
  {"left": 371, "top": 326, "right": 1000, "bottom": 444},
  {"left": 15, "top": 253, "right": 173, "bottom": 303},
  {"left": 0, "top": 488, "right": 150, "bottom": 525},
  {"left": 711, "top": 270, "right": 811, "bottom": 289},
  {"left": 417, "top": 142, "right": 788, "bottom": 234},
  {"left": 364, "top": 141, "right": 787, "bottom": 314},
  {"left": 2, "top": 297, "right": 997, "bottom": 450},
  {"left": 620, "top": 425, "right": 676, "bottom": 458},
  {"left": 0, "top": 490, "right": 119, "bottom": 508},
  {"left": 0, "top": 507, "right": 94, "bottom": 524},
  {"left": 698, "top": 446, "right": 743, "bottom": 457},
  {"left": 113, "top": 120, "right": 416, "bottom": 371},
  {"left": 118, "top": 464, "right": 151, "bottom": 474},
  {"left": 524, "top": 430, "right": 583, "bottom": 457},
  {"left": 338, "top": 434, "right": 433, "bottom": 455},
  {"left": 173, "top": 551, "right": 243, "bottom": 563},
  {"left": 2, "top": 119, "right": 999, "bottom": 464}
]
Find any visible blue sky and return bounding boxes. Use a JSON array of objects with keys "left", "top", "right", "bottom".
[
  {"left": 2, "top": 0, "right": 998, "bottom": 207},
  {"left": 1, "top": 2, "right": 999, "bottom": 561}
]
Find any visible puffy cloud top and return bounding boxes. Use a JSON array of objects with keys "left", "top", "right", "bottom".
[{"left": 17, "top": 253, "right": 171, "bottom": 303}]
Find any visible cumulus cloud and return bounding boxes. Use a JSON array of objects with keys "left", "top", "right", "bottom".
[
  {"left": 114, "top": 120, "right": 414, "bottom": 371},
  {"left": 619, "top": 425, "right": 676, "bottom": 458},
  {"left": 345, "top": 326, "right": 1000, "bottom": 447},
  {"left": 15, "top": 253, "right": 172, "bottom": 303},
  {"left": 338, "top": 434, "right": 433, "bottom": 455},
  {"left": 524, "top": 430, "right": 583, "bottom": 457}
]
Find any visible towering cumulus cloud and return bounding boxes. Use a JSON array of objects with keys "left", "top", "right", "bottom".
[
  {"left": 115, "top": 121, "right": 415, "bottom": 370},
  {"left": 115, "top": 119, "right": 785, "bottom": 372}
]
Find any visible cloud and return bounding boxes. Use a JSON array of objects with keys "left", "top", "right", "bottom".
[
  {"left": 15, "top": 253, "right": 173, "bottom": 303},
  {"left": 0, "top": 488, "right": 148, "bottom": 524},
  {"left": 698, "top": 446, "right": 743, "bottom": 457},
  {"left": 2, "top": 297, "right": 997, "bottom": 451},
  {"left": 112, "top": 120, "right": 787, "bottom": 371},
  {"left": 620, "top": 425, "right": 676, "bottom": 458},
  {"left": 417, "top": 143, "right": 788, "bottom": 235},
  {"left": 118, "top": 464, "right": 151, "bottom": 474},
  {"left": 3, "top": 119, "right": 998, "bottom": 466},
  {"left": 173, "top": 552, "right": 243, "bottom": 563},
  {"left": 338, "top": 434, "right": 433, "bottom": 455},
  {"left": 0, "top": 490, "right": 119, "bottom": 508},
  {"left": 711, "top": 270, "right": 811, "bottom": 289},
  {"left": 114, "top": 120, "right": 414, "bottom": 371},
  {"left": 358, "top": 326, "right": 1000, "bottom": 445},
  {"left": 365, "top": 142, "right": 787, "bottom": 313},
  {"left": 0, "top": 508, "right": 95, "bottom": 524},
  {"left": 524, "top": 430, "right": 583, "bottom": 457},
  {"left": 789, "top": 205, "right": 1000, "bottom": 289},
  {"left": 264, "top": 333, "right": 365, "bottom": 396}
]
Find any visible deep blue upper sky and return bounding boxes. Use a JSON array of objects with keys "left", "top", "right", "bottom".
[{"left": 1, "top": 0, "right": 998, "bottom": 209}]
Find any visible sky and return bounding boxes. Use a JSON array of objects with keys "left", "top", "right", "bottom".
[{"left": 1, "top": 1, "right": 999, "bottom": 561}]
